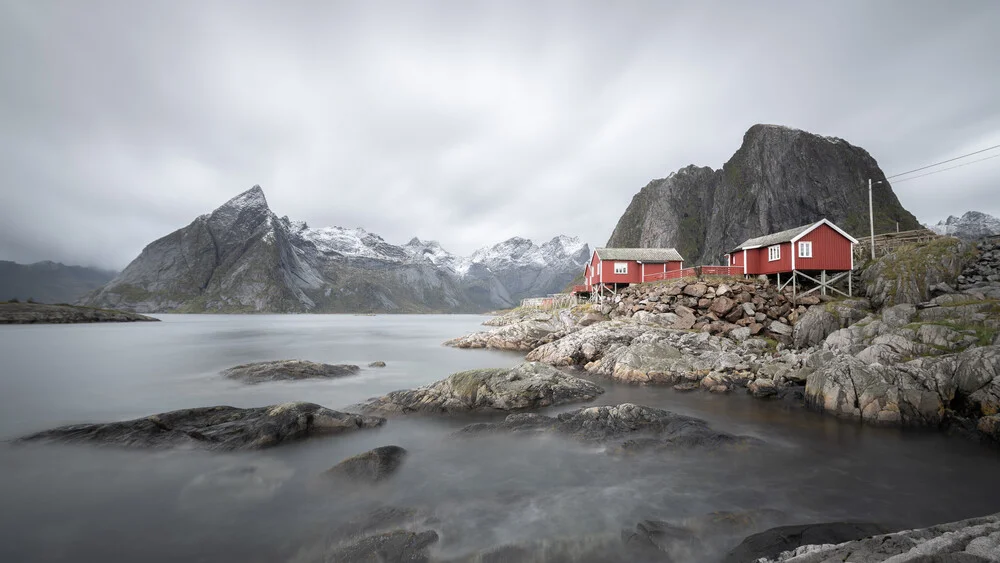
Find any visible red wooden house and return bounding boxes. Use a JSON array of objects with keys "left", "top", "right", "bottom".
[
  {"left": 583, "top": 247, "right": 684, "bottom": 295},
  {"left": 725, "top": 218, "right": 859, "bottom": 296}
]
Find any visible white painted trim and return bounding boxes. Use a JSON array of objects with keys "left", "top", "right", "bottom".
[
  {"left": 791, "top": 218, "right": 860, "bottom": 244},
  {"left": 791, "top": 247, "right": 795, "bottom": 270},
  {"left": 641, "top": 262, "right": 645, "bottom": 281},
  {"left": 798, "top": 241, "right": 813, "bottom": 258},
  {"left": 850, "top": 243, "right": 854, "bottom": 270},
  {"left": 613, "top": 262, "right": 629, "bottom": 275},
  {"left": 768, "top": 245, "right": 781, "bottom": 262},
  {"left": 743, "top": 249, "right": 747, "bottom": 275}
]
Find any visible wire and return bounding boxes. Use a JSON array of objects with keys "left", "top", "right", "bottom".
[
  {"left": 887, "top": 143, "right": 1000, "bottom": 179},
  {"left": 890, "top": 152, "right": 1000, "bottom": 184}
]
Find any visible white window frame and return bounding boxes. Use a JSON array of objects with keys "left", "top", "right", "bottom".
[
  {"left": 768, "top": 245, "right": 781, "bottom": 262},
  {"left": 798, "top": 241, "right": 813, "bottom": 258},
  {"left": 613, "top": 262, "right": 628, "bottom": 275}
]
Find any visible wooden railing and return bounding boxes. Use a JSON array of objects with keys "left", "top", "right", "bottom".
[
  {"left": 643, "top": 267, "right": 696, "bottom": 282},
  {"left": 642, "top": 265, "right": 742, "bottom": 283},
  {"left": 520, "top": 293, "right": 578, "bottom": 310},
  {"left": 853, "top": 228, "right": 944, "bottom": 262}
]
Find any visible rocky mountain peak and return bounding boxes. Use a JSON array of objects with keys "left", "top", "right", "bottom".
[{"left": 930, "top": 210, "right": 1000, "bottom": 240}]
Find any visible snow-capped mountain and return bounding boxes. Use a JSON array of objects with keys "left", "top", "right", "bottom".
[
  {"left": 85, "top": 186, "right": 589, "bottom": 313},
  {"left": 930, "top": 211, "right": 1000, "bottom": 240}
]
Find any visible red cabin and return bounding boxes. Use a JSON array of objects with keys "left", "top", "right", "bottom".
[
  {"left": 725, "top": 218, "right": 859, "bottom": 296},
  {"left": 584, "top": 247, "right": 684, "bottom": 295}
]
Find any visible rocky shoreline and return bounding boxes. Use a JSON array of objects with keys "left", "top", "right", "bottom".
[{"left": 0, "top": 301, "right": 159, "bottom": 324}]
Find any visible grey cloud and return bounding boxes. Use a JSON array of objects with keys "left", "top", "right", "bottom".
[{"left": 1, "top": 0, "right": 998, "bottom": 270}]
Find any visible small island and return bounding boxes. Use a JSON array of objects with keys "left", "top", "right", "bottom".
[{"left": 0, "top": 301, "right": 159, "bottom": 324}]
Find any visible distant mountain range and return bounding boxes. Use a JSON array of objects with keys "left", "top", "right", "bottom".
[
  {"left": 929, "top": 211, "right": 1000, "bottom": 240},
  {"left": 607, "top": 124, "right": 920, "bottom": 264},
  {"left": 0, "top": 261, "right": 116, "bottom": 304},
  {"left": 82, "top": 186, "right": 589, "bottom": 313}
]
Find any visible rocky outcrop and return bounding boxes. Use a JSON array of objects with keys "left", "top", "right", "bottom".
[
  {"left": 623, "top": 510, "right": 787, "bottom": 562},
  {"left": 792, "top": 299, "right": 870, "bottom": 348},
  {"left": 607, "top": 124, "right": 919, "bottom": 265},
  {"left": 861, "top": 237, "right": 976, "bottom": 308},
  {"left": 602, "top": 278, "right": 818, "bottom": 342},
  {"left": 0, "top": 302, "right": 159, "bottom": 324},
  {"left": 931, "top": 211, "right": 1000, "bottom": 241},
  {"left": 221, "top": 360, "right": 360, "bottom": 384},
  {"left": 959, "top": 238, "right": 1000, "bottom": 292},
  {"left": 325, "top": 445, "right": 407, "bottom": 483},
  {"left": 722, "top": 522, "right": 890, "bottom": 563},
  {"left": 18, "top": 402, "right": 385, "bottom": 450},
  {"left": 458, "top": 403, "right": 761, "bottom": 452},
  {"left": 757, "top": 512, "right": 1000, "bottom": 562},
  {"left": 445, "top": 307, "right": 601, "bottom": 351},
  {"left": 356, "top": 362, "right": 603, "bottom": 415}
]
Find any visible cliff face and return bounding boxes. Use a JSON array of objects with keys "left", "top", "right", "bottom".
[
  {"left": 84, "top": 187, "right": 588, "bottom": 313},
  {"left": 608, "top": 125, "right": 920, "bottom": 264}
]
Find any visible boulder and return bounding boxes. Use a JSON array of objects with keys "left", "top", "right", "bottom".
[
  {"left": 458, "top": 403, "right": 762, "bottom": 452},
  {"left": 578, "top": 312, "right": 606, "bottom": 327},
  {"left": 769, "top": 321, "right": 793, "bottom": 336},
  {"left": 17, "top": 403, "right": 385, "bottom": 450},
  {"left": 324, "top": 530, "right": 439, "bottom": 562},
  {"left": 710, "top": 296, "right": 737, "bottom": 316},
  {"left": 862, "top": 237, "right": 976, "bottom": 308},
  {"left": 326, "top": 445, "right": 407, "bottom": 483},
  {"left": 791, "top": 299, "right": 870, "bottom": 349},
  {"left": 368, "top": 361, "right": 387, "bottom": 368},
  {"left": 221, "top": 360, "right": 360, "bottom": 384},
  {"left": 684, "top": 283, "right": 708, "bottom": 298},
  {"left": 526, "top": 321, "right": 652, "bottom": 366},
  {"left": 356, "top": 362, "right": 604, "bottom": 415}
]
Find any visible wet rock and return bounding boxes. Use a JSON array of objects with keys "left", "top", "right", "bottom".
[
  {"left": 722, "top": 521, "right": 890, "bottom": 563},
  {"left": 458, "top": 403, "right": 761, "bottom": 452},
  {"left": 757, "top": 512, "right": 1000, "bottom": 562},
  {"left": 222, "top": 360, "right": 360, "bottom": 384},
  {"left": 624, "top": 509, "right": 787, "bottom": 562},
  {"left": 369, "top": 361, "right": 387, "bottom": 368},
  {"left": 356, "top": 362, "right": 604, "bottom": 415},
  {"left": 326, "top": 446, "right": 407, "bottom": 483},
  {"left": 324, "top": 530, "right": 439, "bottom": 563},
  {"left": 178, "top": 459, "right": 295, "bottom": 511},
  {"left": 18, "top": 402, "right": 386, "bottom": 450}
]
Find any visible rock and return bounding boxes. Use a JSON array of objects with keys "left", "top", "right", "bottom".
[
  {"left": 750, "top": 323, "right": 764, "bottom": 335},
  {"left": 792, "top": 299, "right": 870, "bottom": 349},
  {"left": 769, "top": 321, "right": 792, "bottom": 336},
  {"left": 0, "top": 302, "right": 160, "bottom": 324},
  {"left": 578, "top": 312, "right": 606, "bottom": 327},
  {"left": 178, "top": 459, "right": 295, "bottom": 511},
  {"left": 795, "top": 294, "right": 821, "bottom": 306},
  {"left": 458, "top": 403, "right": 762, "bottom": 452},
  {"left": 722, "top": 522, "right": 890, "bottom": 563},
  {"left": 748, "top": 378, "right": 778, "bottom": 398},
  {"left": 755, "top": 513, "right": 1000, "bottom": 562},
  {"left": 18, "top": 403, "right": 385, "bottom": 450},
  {"left": 526, "top": 321, "right": 652, "bottom": 366},
  {"left": 356, "top": 362, "right": 604, "bottom": 415},
  {"left": 325, "top": 530, "right": 439, "bottom": 563},
  {"left": 326, "top": 445, "right": 407, "bottom": 483},
  {"left": 222, "top": 360, "right": 360, "bottom": 384},
  {"left": 684, "top": 283, "right": 708, "bottom": 298},
  {"left": 710, "top": 296, "right": 737, "bottom": 316},
  {"left": 862, "top": 237, "right": 976, "bottom": 308},
  {"left": 717, "top": 283, "right": 732, "bottom": 296},
  {"left": 368, "top": 361, "right": 387, "bottom": 368},
  {"left": 730, "top": 327, "right": 752, "bottom": 342},
  {"left": 444, "top": 317, "right": 576, "bottom": 352}
]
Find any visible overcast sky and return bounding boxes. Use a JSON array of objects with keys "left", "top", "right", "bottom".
[{"left": 1, "top": 1, "right": 999, "bottom": 270}]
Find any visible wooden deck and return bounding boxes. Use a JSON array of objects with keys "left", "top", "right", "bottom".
[{"left": 853, "top": 228, "right": 944, "bottom": 262}]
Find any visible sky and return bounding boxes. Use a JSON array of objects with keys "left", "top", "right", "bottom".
[{"left": 1, "top": 1, "right": 999, "bottom": 270}]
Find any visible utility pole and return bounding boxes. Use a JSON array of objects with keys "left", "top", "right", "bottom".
[{"left": 869, "top": 178, "right": 875, "bottom": 260}]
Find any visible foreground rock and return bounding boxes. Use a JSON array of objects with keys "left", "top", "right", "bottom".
[
  {"left": 722, "top": 521, "right": 889, "bottom": 563},
  {"left": 357, "top": 362, "right": 603, "bottom": 415},
  {"left": 792, "top": 299, "right": 871, "bottom": 348},
  {"left": 758, "top": 512, "right": 1000, "bottom": 562},
  {"left": 222, "top": 360, "right": 360, "bottom": 384},
  {"left": 0, "top": 302, "right": 159, "bottom": 324},
  {"left": 445, "top": 307, "right": 599, "bottom": 352},
  {"left": 325, "top": 446, "right": 407, "bottom": 483},
  {"left": 624, "top": 509, "right": 786, "bottom": 562},
  {"left": 323, "top": 530, "right": 439, "bottom": 563},
  {"left": 18, "top": 402, "right": 385, "bottom": 450},
  {"left": 459, "top": 403, "right": 761, "bottom": 452}
]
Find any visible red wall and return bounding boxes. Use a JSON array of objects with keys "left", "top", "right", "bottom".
[
  {"left": 748, "top": 242, "right": 792, "bottom": 275},
  {"left": 794, "top": 223, "right": 853, "bottom": 271},
  {"left": 586, "top": 254, "right": 684, "bottom": 285},
  {"left": 600, "top": 259, "right": 642, "bottom": 284}
]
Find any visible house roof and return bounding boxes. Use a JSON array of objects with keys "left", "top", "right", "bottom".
[
  {"left": 730, "top": 219, "right": 860, "bottom": 253},
  {"left": 595, "top": 248, "right": 684, "bottom": 262}
]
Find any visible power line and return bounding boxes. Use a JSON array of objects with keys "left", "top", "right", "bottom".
[
  {"left": 887, "top": 143, "right": 1000, "bottom": 179},
  {"left": 891, "top": 152, "right": 1000, "bottom": 184}
]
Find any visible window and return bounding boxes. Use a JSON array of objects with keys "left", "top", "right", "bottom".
[
  {"left": 614, "top": 262, "right": 628, "bottom": 274},
  {"left": 798, "top": 241, "right": 813, "bottom": 258},
  {"left": 768, "top": 245, "right": 781, "bottom": 262}
]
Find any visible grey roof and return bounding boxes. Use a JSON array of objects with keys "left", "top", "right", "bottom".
[
  {"left": 595, "top": 247, "right": 684, "bottom": 262},
  {"left": 732, "top": 223, "right": 813, "bottom": 252}
]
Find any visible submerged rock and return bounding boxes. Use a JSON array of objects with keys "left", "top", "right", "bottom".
[
  {"left": 369, "top": 361, "right": 387, "bottom": 368},
  {"left": 18, "top": 402, "right": 385, "bottom": 450},
  {"left": 323, "top": 530, "right": 439, "bottom": 563},
  {"left": 356, "top": 362, "right": 603, "bottom": 415},
  {"left": 326, "top": 445, "right": 407, "bottom": 483},
  {"left": 722, "top": 521, "right": 889, "bottom": 563},
  {"left": 222, "top": 360, "right": 360, "bottom": 384},
  {"left": 459, "top": 403, "right": 761, "bottom": 452},
  {"left": 756, "top": 512, "right": 1000, "bottom": 562}
]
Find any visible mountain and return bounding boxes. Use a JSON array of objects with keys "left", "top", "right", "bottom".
[
  {"left": 84, "top": 186, "right": 588, "bottom": 313},
  {"left": 607, "top": 124, "right": 921, "bottom": 265},
  {"left": 929, "top": 211, "right": 1000, "bottom": 240},
  {"left": 0, "top": 261, "right": 116, "bottom": 304}
]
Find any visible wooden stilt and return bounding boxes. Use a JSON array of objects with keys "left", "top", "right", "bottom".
[{"left": 821, "top": 270, "right": 827, "bottom": 296}]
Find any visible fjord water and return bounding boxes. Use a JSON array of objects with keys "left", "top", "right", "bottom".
[{"left": 2, "top": 316, "right": 999, "bottom": 563}]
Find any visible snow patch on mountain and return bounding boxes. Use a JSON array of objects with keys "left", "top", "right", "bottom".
[{"left": 930, "top": 211, "right": 1000, "bottom": 240}]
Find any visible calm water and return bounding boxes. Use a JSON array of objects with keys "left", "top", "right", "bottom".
[{"left": 1, "top": 315, "right": 999, "bottom": 562}]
